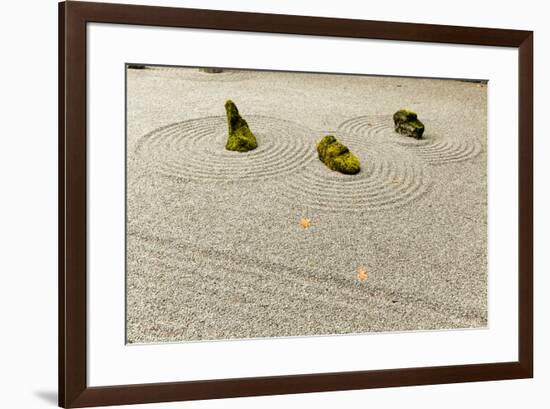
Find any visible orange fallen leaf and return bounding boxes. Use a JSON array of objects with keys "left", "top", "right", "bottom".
[
  {"left": 357, "top": 266, "right": 368, "bottom": 282},
  {"left": 299, "top": 217, "right": 311, "bottom": 229}
]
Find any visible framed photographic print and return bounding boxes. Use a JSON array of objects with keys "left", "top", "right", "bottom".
[{"left": 59, "top": 1, "right": 533, "bottom": 407}]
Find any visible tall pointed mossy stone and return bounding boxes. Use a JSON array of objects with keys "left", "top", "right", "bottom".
[
  {"left": 393, "top": 109, "right": 425, "bottom": 139},
  {"left": 224, "top": 100, "right": 258, "bottom": 152},
  {"left": 317, "top": 135, "right": 361, "bottom": 175}
]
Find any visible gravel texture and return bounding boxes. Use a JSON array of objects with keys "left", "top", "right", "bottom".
[{"left": 126, "top": 66, "right": 487, "bottom": 343}]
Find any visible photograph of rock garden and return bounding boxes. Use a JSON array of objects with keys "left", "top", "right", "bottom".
[{"left": 126, "top": 65, "right": 487, "bottom": 344}]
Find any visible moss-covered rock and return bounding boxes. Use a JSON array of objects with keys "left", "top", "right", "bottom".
[
  {"left": 224, "top": 100, "right": 258, "bottom": 152},
  {"left": 393, "top": 109, "right": 425, "bottom": 139},
  {"left": 317, "top": 135, "right": 361, "bottom": 175}
]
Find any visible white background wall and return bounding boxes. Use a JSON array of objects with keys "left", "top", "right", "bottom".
[{"left": 0, "top": 0, "right": 546, "bottom": 408}]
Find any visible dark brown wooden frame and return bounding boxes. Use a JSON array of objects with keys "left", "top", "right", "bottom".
[{"left": 59, "top": 1, "right": 533, "bottom": 407}]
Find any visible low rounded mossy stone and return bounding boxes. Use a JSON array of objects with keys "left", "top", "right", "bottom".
[
  {"left": 224, "top": 100, "right": 258, "bottom": 152},
  {"left": 393, "top": 109, "right": 425, "bottom": 139},
  {"left": 317, "top": 135, "right": 361, "bottom": 175}
]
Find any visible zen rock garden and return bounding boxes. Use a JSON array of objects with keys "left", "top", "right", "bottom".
[{"left": 224, "top": 101, "right": 425, "bottom": 175}]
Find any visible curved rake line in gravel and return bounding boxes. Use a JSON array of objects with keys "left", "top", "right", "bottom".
[
  {"left": 338, "top": 115, "right": 483, "bottom": 166},
  {"left": 133, "top": 115, "right": 318, "bottom": 182},
  {"left": 275, "top": 131, "right": 432, "bottom": 212},
  {"left": 337, "top": 115, "right": 394, "bottom": 142},
  {"left": 127, "top": 232, "right": 487, "bottom": 327}
]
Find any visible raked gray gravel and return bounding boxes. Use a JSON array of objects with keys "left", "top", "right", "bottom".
[{"left": 126, "top": 67, "right": 487, "bottom": 343}]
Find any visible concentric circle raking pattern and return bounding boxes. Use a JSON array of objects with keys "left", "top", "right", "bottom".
[
  {"left": 337, "top": 115, "right": 395, "bottom": 142},
  {"left": 338, "top": 115, "right": 482, "bottom": 166},
  {"left": 275, "top": 130, "right": 431, "bottom": 212},
  {"left": 133, "top": 115, "right": 317, "bottom": 181}
]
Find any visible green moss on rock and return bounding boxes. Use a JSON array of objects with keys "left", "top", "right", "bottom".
[
  {"left": 317, "top": 135, "right": 361, "bottom": 175},
  {"left": 224, "top": 100, "right": 258, "bottom": 152},
  {"left": 393, "top": 109, "right": 425, "bottom": 139}
]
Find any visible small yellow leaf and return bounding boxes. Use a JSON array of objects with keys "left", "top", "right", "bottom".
[
  {"left": 299, "top": 217, "right": 311, "bottom": 229},
  {"left": 357, "top": 266, "right": 368, "bottom": 282}
]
